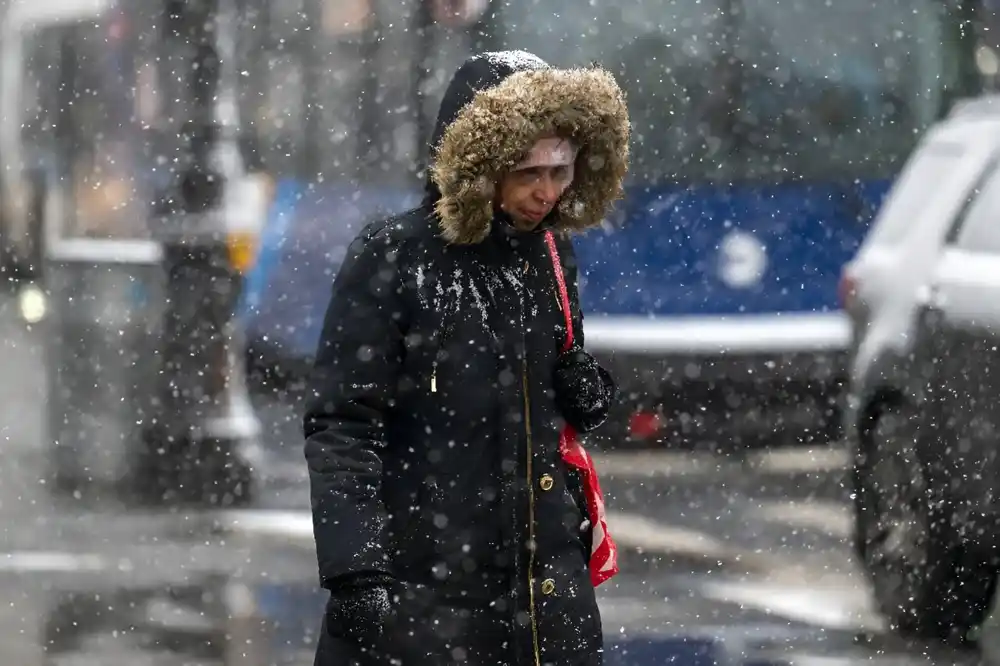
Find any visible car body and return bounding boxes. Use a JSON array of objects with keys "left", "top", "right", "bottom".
[
  {"left": 843, "top": 96, "right": 1000, "bottom": 642},
  {"left": 841, "top": 100, "right": 1000, "bottom": 436}
]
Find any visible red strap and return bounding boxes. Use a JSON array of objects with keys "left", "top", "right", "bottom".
[
  {"left": 543, "top": 231, "right": 574, "bottom": 353},
  {"left": 544, "top": 232, "right": 619, "bottom": 587}
]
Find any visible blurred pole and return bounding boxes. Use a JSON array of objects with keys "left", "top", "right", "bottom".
[{"left": 145, "top": 0, "right": 260, "bottom": 505}]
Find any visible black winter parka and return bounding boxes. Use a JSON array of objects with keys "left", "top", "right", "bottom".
[{"left": 304, "top": 50, "right": 630, "bottom": 666}]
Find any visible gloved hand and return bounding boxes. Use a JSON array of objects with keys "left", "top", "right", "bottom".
[
  {"left": 553, "top": 347, "right": 617, "bottom": 433},
  {"left": 325, "top": 573, "right": 396, "bottom": 646}
]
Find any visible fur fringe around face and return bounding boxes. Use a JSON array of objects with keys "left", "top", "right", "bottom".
[{"left": 430, "top": 67, "right": 631, "bottom": 245}]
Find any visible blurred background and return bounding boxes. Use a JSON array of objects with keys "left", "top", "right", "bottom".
[{"left": 5, "top": 0, "right": 1000, "bottom": 663}]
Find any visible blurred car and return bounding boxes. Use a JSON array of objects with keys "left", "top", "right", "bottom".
[
  {"left": 842, "top": 96, "right": 1000, "bottom": 642},
  {"left": 239, "top": 180, "right": 422, "bottom": 391}
]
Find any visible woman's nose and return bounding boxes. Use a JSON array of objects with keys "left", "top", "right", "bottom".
[{"left": 535, "top": 176, "right": 561, "bottom": 203}]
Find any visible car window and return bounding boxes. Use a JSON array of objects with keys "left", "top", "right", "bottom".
[
  {"left": 861, "top": 139, "right": 964, "bottom": 248},
  {"left": 952, "top": 161, "right": 1000, "bottom": 252}
]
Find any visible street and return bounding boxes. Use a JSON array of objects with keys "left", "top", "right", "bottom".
[{"left": 1, "top": 284, "right": 999, "bottom": 665}]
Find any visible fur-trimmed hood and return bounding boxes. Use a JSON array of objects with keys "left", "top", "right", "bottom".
[{"left": 428, "top": 51, "right": 630, "bottom": 245}]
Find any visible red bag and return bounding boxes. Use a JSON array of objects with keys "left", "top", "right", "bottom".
[{"left": 543, "top": 231, "right": 619, "bottom": 587}]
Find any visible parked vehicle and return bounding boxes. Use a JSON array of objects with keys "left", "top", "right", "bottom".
[{"left": 844, "top": 95, "right": 1000, "bottom": 642}]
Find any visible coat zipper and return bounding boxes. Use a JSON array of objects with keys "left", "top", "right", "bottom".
[{"left": 522, "top": 365, "right": 542, "bottom": 666}]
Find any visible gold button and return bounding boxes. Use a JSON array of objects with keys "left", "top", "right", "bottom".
[
  {"left": 540, "top": 578, "right": 556, "bottom": 595},
  {"left": 539, "top": 474, "right": 554, "bottom": 491}
]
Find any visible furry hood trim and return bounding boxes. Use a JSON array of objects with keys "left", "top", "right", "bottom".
[{"left": 430, "top": 67, "right": 630, "bottom": 245}]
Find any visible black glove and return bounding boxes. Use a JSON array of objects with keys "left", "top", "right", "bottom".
[
  {"left": 325, "top": 573, "right": 396, "bottom": 646},
  {"left": 553, "top": 347, "right": 616, "bottom": 433}
]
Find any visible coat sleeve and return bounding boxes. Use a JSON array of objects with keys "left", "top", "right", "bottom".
[{"left": 303, "top": 222, "right": 405, "bottom": 589}]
